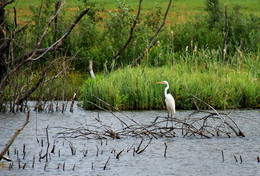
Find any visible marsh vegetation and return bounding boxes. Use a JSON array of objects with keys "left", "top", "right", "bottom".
[{"left": 0, "top": 0, "right": 259, "bottom": 111}]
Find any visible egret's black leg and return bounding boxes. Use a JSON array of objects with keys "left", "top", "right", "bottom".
[
  {"left": 171, "top": 113, "right": 174, "bottom": 129},
  {"left": 166, "top": 111, "right": 169, "bottom": 128}
]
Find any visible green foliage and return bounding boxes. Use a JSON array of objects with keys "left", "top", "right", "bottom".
[
  {"left": 171, "top": 4, "right": 260, "bottom": 55},
  {"left": 16, "top": 0, "right": 259, "bottom": 72},
  {"left": 144, "top": 4, "right": 162, "bottom": 31},
  {"left": 205, "top": 0, "right": 223, "bottom": 27},
  {"left": 2, "top": 0, "right": 259, "bottom": 108}
]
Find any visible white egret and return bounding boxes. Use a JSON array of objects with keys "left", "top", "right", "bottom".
[{"left": 156, "top": 81, "right": 176, "bottom": 126}]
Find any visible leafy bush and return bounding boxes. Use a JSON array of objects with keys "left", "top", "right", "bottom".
[{"left": 171, "top": 0, "right": 260, "bottom": 56}]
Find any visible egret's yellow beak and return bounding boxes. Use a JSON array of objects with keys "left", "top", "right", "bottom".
[{"left": 156, "top": 82, "right": 163, "bottom": 84}]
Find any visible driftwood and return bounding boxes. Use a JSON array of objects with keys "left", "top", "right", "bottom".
[
  {"left": 0, "top": 110, "right": 30, "bottom": 161},
  {"left": 55, "top": 95, "right": 245, "bottom": 139}
]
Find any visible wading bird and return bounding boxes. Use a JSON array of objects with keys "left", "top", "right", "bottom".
[{"left": 156, "top": 81, "right": 175, "bottom": 127}]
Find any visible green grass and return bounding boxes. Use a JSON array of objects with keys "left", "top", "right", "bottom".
[
  {"left": 81, "top": 51, "right": 259, "bottom": 110},
  {"left": 6, "top": 0, "right": 260, "bottom": 24}
]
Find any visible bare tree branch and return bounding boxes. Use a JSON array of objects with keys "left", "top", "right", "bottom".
[
  {"left": 132, "top": 0, "right": 172, "bottom": 66},
  {"left": 113, "top": 0, "right": 142, "bottom": 60},
  {"left": 222, "top": 6, "right": 229, "bottom": 61},
  {"left": 15, "top": 59, "right": 55, "bottom": 104},
  {"left": 0, "top": 8, "right": 90, "bottom": 93},
  {"left": 0, "top": 0, "right": 14, "bottom": 8},
  {"left": 33, "top": 1, "right": 64, "bottom": 53},
  {"left": 55, "top": 96, "right": 244, "bottom": 139},
  {"left": 0, "top": 110, "right": 30, "bottom": 161}
]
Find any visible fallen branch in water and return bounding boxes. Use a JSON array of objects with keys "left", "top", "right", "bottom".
[
  {"left": 0, "top": 110, "right": 30, "bottom": 161},
  {"left": 54, "top": 96, "right": 245, "bottom": 139}
]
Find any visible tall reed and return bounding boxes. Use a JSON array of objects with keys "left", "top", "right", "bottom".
[{"left": 81, "top": 51, "right": 259, "bottom": 110}]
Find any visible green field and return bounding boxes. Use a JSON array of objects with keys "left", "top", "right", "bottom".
[{"left": 7, "top": 0, "right": 260, "bottom": 24}]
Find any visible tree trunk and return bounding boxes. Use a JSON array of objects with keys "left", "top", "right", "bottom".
[{"left": 0, "top": 0, "right": 7, "bottom": 79}]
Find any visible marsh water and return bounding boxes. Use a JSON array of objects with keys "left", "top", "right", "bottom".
[{"left": 0, "top": 104, "right": 259, "bottom": 176}]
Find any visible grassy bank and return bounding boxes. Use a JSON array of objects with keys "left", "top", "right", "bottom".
[{"left": 81, "top": 52, "right": 259, "bottom": 110}]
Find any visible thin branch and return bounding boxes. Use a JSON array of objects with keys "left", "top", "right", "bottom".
[
  {"left": 190, "top": 94, "right": 229, "bottom": 133},
  {"left": 55, "top": 96, "right": 244, "bottom": 139},
  {"left": 0, "top": 110, "right": 30, "bottom": 160},
  {"left": 0, "top": 0, "right": 15, "bottom": 8},
  {"left": 0, "top": 8, "right": 90, "bottom": 93},
  {"left": 33, "top": 2, "right": 65, "bottom": 55},
  {"left": 132, "top": 0, "right": 172, "bottom": 66},
  {"left": 113, "top": 0, "right": 142, "bottom": 60},
  {"left": 222, "top": 6, "right": 229, "bottom": 61},
  {"left": 15, "top": 59, "right": 55, "bottom": 104}
]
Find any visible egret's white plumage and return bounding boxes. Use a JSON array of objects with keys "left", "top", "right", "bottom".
[{"left": 156, "top": 81, "right": 176, "bottom": 118}]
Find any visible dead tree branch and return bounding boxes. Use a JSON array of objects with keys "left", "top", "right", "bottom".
[
  {"left": 132, "top": 0, "right": 172, "bottom": 66},
  {"left": 113, "top": 0, "right": 142, "bottom": 60},
  {"left": 0, "top": 7, "right": 90, "bottom": 99},
  {"left": 55, "top": 96, "right": 244, "bottom": 140},
  {"left": 0, "top": 110, "right": 30, "bottom": 160},
  {"left": 0, "top": 0, "right": 14, "bottom": 9},
  {"left": 222, "top": 6, "right": 229, "bottom": 61}
]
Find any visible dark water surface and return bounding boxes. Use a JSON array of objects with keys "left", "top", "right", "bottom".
[{"left": 0, "top": 105, "right": 259, "bottom": 176}]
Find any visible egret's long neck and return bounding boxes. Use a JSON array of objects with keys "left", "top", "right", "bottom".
[{"left": 164, "top": 83, "right": 169, "bottom": 96}]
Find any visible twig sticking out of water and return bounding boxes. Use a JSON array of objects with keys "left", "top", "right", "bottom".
[
  {"left": 16, "top": 150, "right": 19, "bottom": 160},
  {"left": 22, "top": 163, "right": 26, "bottom": 169},
  {"left": 9, "top": 162, "right": 13, "bottom": 170},
  {"left": 82, "top": 149, "right": 88, "bottom": 157},
  {"left": 116, "top": 149, "right": 124, "bottom": 160},
  {"left": 50, "top": 140, "right": 56, "bottom": 154},
  {"left": 32, "top": 155, "right": 35, "bottom": 168},
  {"left": 164, "top": 142, "right": 168, "bottom": 158},
  {"left": 63, "top": 162, "right": 65, "bottom": 171},
  {"left": 127, "top": 143, "right": 135, "bottom": 152},
  {"left": 56, "top": 163, "right": 61, "bottom": 170},
  {"left": 70, "top": 93, "right": 76, "bottom": 113},
  {"left": 221, "top": 151, "right": 225, "bottom": 163},
  {"left": 62, "top": 103, "right": 65, "bottom": 113},
  {"left": 136, "top": 138, "right": 144, "bottom": 153},
  {"left": 18, "top": 159, "right": 21, "bottom": 169},
  {"left": 91, "top": 162, "right": 95, "bottom": 170},
  {"left": 96, "top": 145, "right": 99, "bottom": 157},
  {"left": 234, "top": 155, "right": 238, "bottom": 162},
  {"left": 136, "top": 138, "right": 153, "bottom": 154},
  {"left": 103, "top": 156, "right": 111, "bottom": 170},
  {"left": 45, "top": 125, "right": 50, "bottom": 162},
  {"left": 68, "top": 142, "right": 76, "bottom": 156},
  {"left": 22, "top": 144, "right": 26, "bottom": 159}
]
